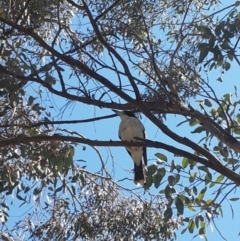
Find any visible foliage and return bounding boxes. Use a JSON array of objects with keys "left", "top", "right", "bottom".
[
  {"left": 8, "top": 175, "right": 180, "bottom": 241},
  {"left": 1, "top": 0, "right": 240, "bottom": 240}
]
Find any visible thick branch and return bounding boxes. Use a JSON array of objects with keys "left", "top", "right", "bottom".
[
  {"left": 190, "top": 109, "right": 240, "bottom": 152},
  {"left": 0, "top": 135, "right": 239, "bottom": 184},
  {"left": 2, "top": 56, "right": 239, "bottom": 153}
]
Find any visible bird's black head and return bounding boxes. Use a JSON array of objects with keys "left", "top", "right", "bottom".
[
  {"left": 112, "top": 109, "right": 137, "bottom": 118},
  {"left": 123, "top": 110, "right": 136, "bottom": 118}
]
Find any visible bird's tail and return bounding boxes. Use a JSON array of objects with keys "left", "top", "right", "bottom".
[{"left": 134, "top": 162, "right": 146, "bottom": 186}]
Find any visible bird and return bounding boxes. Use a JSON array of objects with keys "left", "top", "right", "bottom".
[{"left": 112, "top": 109, "right": 147, "bottom": 185}]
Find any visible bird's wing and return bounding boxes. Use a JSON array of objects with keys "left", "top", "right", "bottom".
[
  {"left": 119, "top": 133, "right": 133, "bottom": 157},
  {"left": 118, "top": 131, "right": 130, "bottom": 156},
  {"left": 126, "top": 149, "right": 132, "bottom": 157},
  {"left": 141, "top": 126, "right": 147, "bottom": 166},
  {"left": 143, "top": 147, "right": 147, "bottom": 166}
]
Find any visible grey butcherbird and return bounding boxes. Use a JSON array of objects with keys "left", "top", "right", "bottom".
[{"left": 112, "top": 110, "right": 147, "bottom": 185}]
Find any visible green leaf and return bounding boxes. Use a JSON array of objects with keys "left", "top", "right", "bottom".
[
  {"left": 234, "top": 85, "right": 237, "bottom": 93},
  {"left": 158, "top": 167, "right": 166, "bottom": 177},
  {"left": 189, "top": 172, "right": 197, "bottom": 183},
  {"left": 223, "top": 93, "right": 231, "bottom": 102},
  {"left": 191, "top": 126, "right": 205, "bottom": 134},
  {"left": 71, "top": 174, "right": 79, "bottom": 183},
  {"left": 175, "top": 173, "right": 180, "bottom": 184},
  {"left": 57, "top": 66, "right": 65, "bottom": 72},
  {"left": 175, "top": 196, "right": 184, "bottom": 215},
  {"left": 2, "top": 209, "right": 9, "bottom": 217},
  {"left": 15, "top": 40, "right": 21, "bottom": 48},
  {"left": 209, "top": 182, "right": 215, "bottom": 188},
  {"left": 28, "top": 96, "right": 35, "bottom": 106},
  {"left": 198, "top": 187, "right": 207, "bottom": 201},
  {"left": 209, "top": 62, "right": 216, "bottom": 71},
  {"left": 228, "top": 51, "right": 234, "bottom": 61},
  {"left": 79, "top": 174, "right": 86, "bottom": 186},
  {"left": 56, "top": 158, "right": 64, "bottom": 172},
  {"left": 147, "top": 164, "right": 158, "bottom": 175},
  {"left": 195, "top": 198, "right": 201, "bottom": 206},
  {"left": 1, "top": 203, "right": 9, "bottom": 210},
  {"left": 71, "top": 185, "right": 76, "bottom": 195},
  {"left": 215, "top": 174, "right": 224, "bottom": 183},
  {"left": 219, "top": 206, "right": 223, "bottom": 218},
  {"left": 195, "top": 215, "right": 199, "bottom": 228},
  {"left": 2, "top": 50, "right": 12, "bottom": 56},
  {"left": 16, "top": 194, "right": 26, "bottom": 201},
  {"left": 227, "top": 158, "right": 238, "bottom": 164},
  {"left": 204, "top": 99, "right": 212, "bottom": 107},
  {"left": 181, "top": 227, "right": 188, "bottom": 234},
  {"left": 205, "top": 199, "right": 213, "bottom": 205},
  {"left": 165, "top": 184, "right": 175, "bottom": 199},
  {"left": 176, "top": 119, "right": 188, "bottom": 127},
  {"left": 24, "top": 186, "right": 30, "bottom": 193},
  {"left": 201, "top": 26, "right": 212, "bottom": 35},
  {"left": 199, "top": 227, "right": 206, "bottom": 235},
  {"left": 182, "top": 157, "right": 188, "bottom": 168},
  {"left": 153, "top": 168, "right": 165, "bottom": 188},
  {"left": 199, "top": 214, "right": 204, "bottom": 222},
  {"left": 168, "top": 175, "right": 176, "bottom": 186},
  {"left": 230, "top": 203, "right": 234, "bottom": 219},
  {"left": 199, "top": 48, "right": 209, "bottom": 63},
  {"left": 33, "top": 188, "right": 41, "bottom": 195},
  {"left": 164, "top": 207, "right": 173, "bottom": 222},
  {"left": 229, "top": 197, "right": 240, "bottom": 201},
  {"left": 215, "top": 24, "right": 222, "bottom": 36},
  {"left": 198, "top": 166, "right": 209, "bottom": 173},
  {"left": 153, "top": 174, "right": 162, "bottom": 189},
  {"left": 233, "top": 128, "right": 240, "bottom": 135},
  {"left": 205, "top": 173, "right": 212, "bottom": 184},
  {"left": 45, "top": 75, "right": 56, "bottom": 85},
  {"left": 213, "top": 146, "right": 219, "bottom": 151},
  {"left": 165, "top": 185, "right": 171, "bottom": 199},
  {"left": 145, "top": 175, "right": 153, "bottom": 189},
  {"left": 55, "top": 185, "right": 63, "bottom": 193},
  {"left": 217, "top": 77, "right": 222, "bottom": 82},
  {"left": 193, "top": 186, "right": 197, "bottom": 195},
  {"left": 189, "top": 118, "right": 200, "bottom": 126},
  {"left": 170, "top": 160, "right": 176, "bottom": 172},
  {"left": 188, "top": 219, "right": 195, "bottom": 233},
  {"left": 219, "top": 146, "right": 228, "bottom": 158},
  {"left": 155, "top": 153, "right": 167, "bottom": 162},
  {"left": 208, "top": 36, "right": 215, "bottom": 49}
]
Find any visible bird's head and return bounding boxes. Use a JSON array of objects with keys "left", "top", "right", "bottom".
[{"left": 112, "top": 109, "right": 136, "bottom": 118}]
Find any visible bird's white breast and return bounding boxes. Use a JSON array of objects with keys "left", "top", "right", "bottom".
[
  {"left": 118, "top": 116, "right": 145, "bottom": 165},
  {"left": 118, "top": 117, "right": 145, "bottom": 141}
]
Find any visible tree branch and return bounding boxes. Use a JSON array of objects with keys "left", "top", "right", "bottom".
[
  {"left": 94, "top": 0, "right": 122, "bottom": 22},
  {"left": 81, "top": 0, "right": 141, "bottom": 100},
  {"left": 0, "top": 135, "right": 239, "bottom": 184},
  {"left": 1, "top": 17, "right": 239, "bottom": 164}
]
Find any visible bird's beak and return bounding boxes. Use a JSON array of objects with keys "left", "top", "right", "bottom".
[{"left": 112, "top": 109, "right": 119, "bottom": 114}]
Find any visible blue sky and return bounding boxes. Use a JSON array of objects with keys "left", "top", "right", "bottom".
[
  {"left": 6, "top": 60, "right": 240, "bottom": 240},
  {"left": 4, "top": 1, "right": 240, "bottom": 240},
  {"left": 16, "top": 59, "right": 239, "bottom": 240}
]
